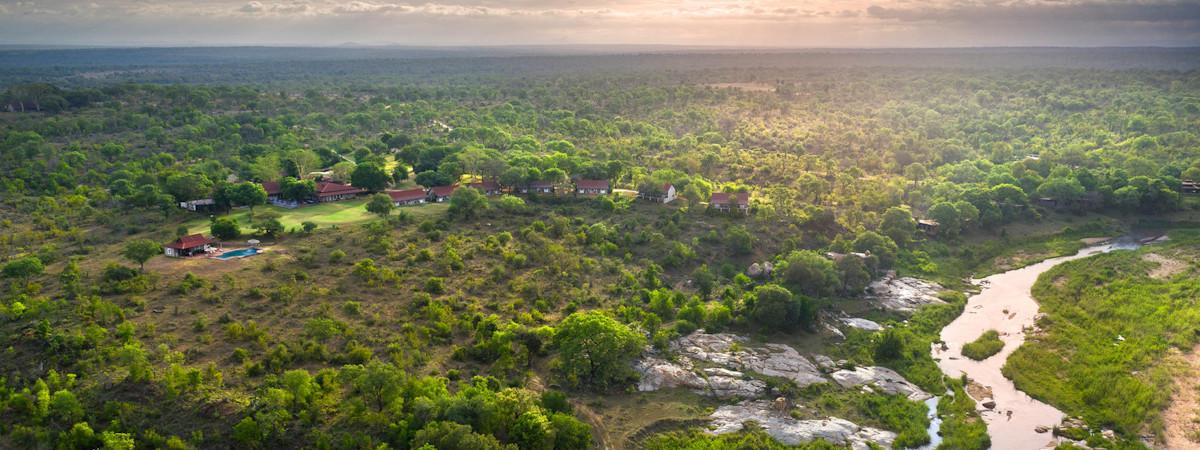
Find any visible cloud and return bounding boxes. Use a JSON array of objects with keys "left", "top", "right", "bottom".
[
  {"left": 239, "top": 1, "right": 264, "bottom": 13},
  {"left": 867, "top": 1, "right": 1200, "bottom": 23}
]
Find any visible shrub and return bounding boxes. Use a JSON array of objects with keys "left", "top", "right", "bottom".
[{"left": 961, "top": 330, "right": 1004, "bottom": 361}]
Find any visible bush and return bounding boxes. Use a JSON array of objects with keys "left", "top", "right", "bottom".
[
  {"left": 961, "top": 330, "right": 1004, "bottom": 361},
  {"left": 211, "top": 217, "right": 241, "bottom": 240}
]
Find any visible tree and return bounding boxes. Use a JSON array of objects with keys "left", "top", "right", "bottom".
[
  {"left": 852, "top": 231, "right": 898, "bottom": 269},
  {"left": 777, "top": 250, "right": 840, "bottom": 297},
  {"left": 554, "top": 311, "right": 645, "bottom": 389},
  {"left": 211, "top": 217, "right": 242, "bottom": 241},
  {"left": 449, "top": 187, "right": 489, "bottom": 220},
  {"left": 122, "top": 239, "right": 161, "bottom": 272},
  {"left": 2, "top": 256, "right": 44, "bottom": 279},
  {"left": 1036, "top": 177, "right": 1086, "bottom": 208},
  {"left": 511, "top": 410, "right": 554, "bottom": 450},
  {"left": 279, "top": 177, "right": 315, "bottom": 202},
  {"left": 727, "top": 225, "right": 754, "bottom": 255},
  {"left": 415, "top": 170, "right": 453, "bottom": 187},
  {"left": 837, "top": 256, "right": 871, "bottom": 294},
  {"left": 928, "top": 202, "right": 962, "bottom": 237},
  {"left": 366, "top": 193, "right": 394, "bottom": 218},
  {"left": 879, "top": 207, "right": 916, "bottom": 247},
  {"left": 549, "top": 412, "right": 593, "bottom": 450},
  {"left": 412, "top": 421, "right": 507, "bottom": 450},
  {"left": 229, "top": 182, "right": 268, "bottom": 219},
  {"left": 351, "top": 163, "right": 390, "bottom": 192},
  {"left": 748, "top": 284, "right": 814, "bottom": 332},
  {"left": 164, "top": 172, "right": 214, "bottom": 202}
]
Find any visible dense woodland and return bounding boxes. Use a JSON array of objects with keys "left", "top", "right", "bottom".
[{"left": 0, "top": 48, "right": 1198, "bottom": 449}]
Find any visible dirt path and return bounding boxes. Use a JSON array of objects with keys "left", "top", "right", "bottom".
[{"left": 1164, "top": 345, "right": 1200, "bottom": 450}]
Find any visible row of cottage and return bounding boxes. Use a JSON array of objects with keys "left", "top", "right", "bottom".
[{"left": 182, "top": 178, "right": 751, "bottom": 214}]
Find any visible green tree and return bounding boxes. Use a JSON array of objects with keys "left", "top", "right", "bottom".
[
  {"left": 928, "top": 202, "right": 962, "bottom": 237},
  {"left": 554, "top": 311, "right": 645, "bottom": 389},
  {"left": 778, "top": 250, "right": 840, "bottom": 297},
  {"left": 748, "top": 284, "right": 814, "bottom": 332},
  {"left": 852, "top": 231, "right": 898, "bottom": 269},
  {"left": 879, "top": 206, "right": 916, "bottom": 247},
  {"left": 2, "top": 256, "right": 44, "bottom": 279},
  {"left": 229, "top": 182, "right": 268, "bottom": 219},
  {"left": 549, "top": 412, "right": 593, "bottom": 450},
  {"left": 211, "top": 217, "right": 242, "bottom": 241},
  {"left": 511, "top": 410, "right": 554, "bottom": 450},
  {"left": 449, "top": 187, "right": 489, "bottom": 220},
  {"left": 366, "top": 193, "right": 394, "bottom": 218},
  {"left": 122, "top": 239, "right": 161, "bottom": 272},
  {"left": 351, "top": 163, "right": 390, "bottom": 192}
]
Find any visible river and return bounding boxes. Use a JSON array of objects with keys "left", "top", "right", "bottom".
[{"left": 931, "top": 240, "right": 1139, "bottom": 449}]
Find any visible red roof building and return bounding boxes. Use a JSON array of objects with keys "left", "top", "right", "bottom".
[
  {"left": 315, "top": 181, "right": 365, "bottom": 202},
  {"left": 468, "top": 180, "right": 502, "bottom": 195},
  {"left": 261, "top": 181, "right": 282, "bottom": 199},
  {"left": 164, "top": 234, "right": 215, "bottom": 257},
  {"left": 387, "top": 188, "right": 428, "bottom": 206},
  {"left": 520, "top": 181, "right": 555, "bottom": 194},
  {"left": 710, "top": 192, "right": 750, "bottom": 214},
  {"left": 575, "top": 179, "right": 610, "bottom": 195},
  {"left": 429, "top": 184, "right": 459, "bottom": 202}
]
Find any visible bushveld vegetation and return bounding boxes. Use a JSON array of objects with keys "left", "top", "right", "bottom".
[{"left": 0, "top": 48, "right": 1198, "bottom": 448}]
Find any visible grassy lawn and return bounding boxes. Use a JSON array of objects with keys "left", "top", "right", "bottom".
[{"left": 185, "top": 199, "right": 449, "bottom": 235}]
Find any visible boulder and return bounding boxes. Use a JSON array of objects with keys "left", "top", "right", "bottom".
[
  {"left": 840, "top": 317, "right": 884, "bottom": 331},
  {"left": 866, "top": 272, "right": 946, "bottom": 314},
  {"left": 830, "top": 366, "right": 931, "bottom": 401},
  {"left": 708, "top": 400, "right": 896, "bottom": 450},
  {"left": 635, "top": 356, "right": 766, "bottom": 398},
  {"left": 673, "top": 331, "right": 827, "bottom": 388}
]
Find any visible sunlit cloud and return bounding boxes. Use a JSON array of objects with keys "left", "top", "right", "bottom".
[{"left": 0, "top": 0, "right": 1196, "bottom": 46}]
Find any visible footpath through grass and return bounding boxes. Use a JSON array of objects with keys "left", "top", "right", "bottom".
[
  {"left": 185, "top": 200, "right": 448, "bottom": 235},
  {"left": 1003, "top": 228, "right": 1200, "bottom": 446}
]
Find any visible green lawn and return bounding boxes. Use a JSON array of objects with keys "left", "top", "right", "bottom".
[{"left": 185, "top": 199, "right": 448, "bottom": 235}]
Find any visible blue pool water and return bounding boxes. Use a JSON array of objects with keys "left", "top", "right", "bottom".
[{"left": 215, "top": 248, "right": 260, "bottom": 260}]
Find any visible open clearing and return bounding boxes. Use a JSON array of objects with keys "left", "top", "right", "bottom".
[
  {"left": 184, "top": 199, "right": 448, "bottom": 235},
  {"left": 1163, "top": 345, "right": 1200, "bottom": 450}
]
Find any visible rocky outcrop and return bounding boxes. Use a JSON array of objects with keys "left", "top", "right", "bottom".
[
  {"left": 840, "top": 317, "right": 883, "bottom": 331},
  {"left": 672, "top": 331, "right": 827, "bottom": 388},
  {"left": 635, "top": 356, "right": 767, "bottom": 398},
  {"left": 867, "top": 272, "right": 945, "bottom": 314},
  {"left": 708, "top": 400, "right": 897, "bottom": 450},
  {"left": 830, "top": 366, "right": 931, "bottom": 401}
]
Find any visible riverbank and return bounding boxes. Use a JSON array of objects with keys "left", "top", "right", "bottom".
[
  {"left": 934, "top": 240, "right": 1137, "bottom": 449},
  {"left": 1002, "top": 229, "right": 1200, "bottom": 448}
]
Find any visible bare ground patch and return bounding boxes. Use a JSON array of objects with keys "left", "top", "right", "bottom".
[
  {"left": 1143, "top": 253, "right": 1187, "bottom": 280},
  {"left": 1163, "top": 345, "right": 1200, "bottom": 449}
]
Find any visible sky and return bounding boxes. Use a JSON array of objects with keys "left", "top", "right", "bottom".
[{"left": 0, "top": 0, "right": 1198, "bottom": 48}]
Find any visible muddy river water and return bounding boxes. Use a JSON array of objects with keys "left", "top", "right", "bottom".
[{"left": 932, "top": 241, "right": 1139, "bottom": 449}]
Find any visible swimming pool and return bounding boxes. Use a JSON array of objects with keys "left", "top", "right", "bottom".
[{"left": 215, "top": 248, "right": 261, "bottom": 260}]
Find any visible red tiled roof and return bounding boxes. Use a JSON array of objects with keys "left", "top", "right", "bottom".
[
  {"left": 260, "top": 181, "right": 281, "bottom": 195},
  {"left": 576, "top": 179, "right": 609, "bottom": 190},
  {"left": 316, "top": 181, "right": 364, "bottom": 196},
  {"left": 166, "top": 234, "right": 213, "bottom": 250},
  {"left": 430, "top": 184, "right": 458, "bottom": 197},
  {"left": 711, "top": 192, "right": 749, "bottom": 206},
  {"left": 469, "top": 180, "right": 500, "bottom": 191},
  {"left": 663, "top": 183, "right": 674, "bottom": 192},
  {"left": 529, "top": 180, "right": 554, "bottom": 188},
  {"left": 387, "top": 188, "right": 427, "bottom": 202}
]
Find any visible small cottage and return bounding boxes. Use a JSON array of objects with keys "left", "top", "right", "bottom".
[
  {"left": 638, "top": 183, "right": 677, "bottom": 203},
  {"left": 710, "top": 192, "right": 749, "bottom": 214},
  {"left": 1182, "top": 180, "right": 1199, "bottom": 194},
  {"left": 315, "top": 181, "right": 365, "bottom": 203},
  {"left": 164, "top": 234, "right": 215, "bottom": 257},
  {"left": 260, "top": 181, "right": 282, "bottom": 201},
  {"left": 575, "top": 179, "right": 609, "bottom": 195},
  {"left": 179, "top": 198, "right": 216, "bottom": 212},
  {"left": 468, "top": 180, "right": 502, "bottom": 196},
  {"left": 387, "top": 188, "right": 428, "bottom": 206},
  {"left": 917, "top": 219, "right": 939, "bottom": 234},
  {"left": 520, "top": 181, "right": 555, "bottom": 195},
  {"left": 429, "top": 185, "right": 458, "bottom": 203}
]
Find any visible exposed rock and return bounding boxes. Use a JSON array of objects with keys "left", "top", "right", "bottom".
[
  {"left": 823, "top": 323, "right": 846, "bottom": 340},
  {"left": 840, "top": 317, "right": 883, "bottom": 331},
  {"left": 980, "top": 399, "right": 996, "bottom": 409},
  {"left": 814, "top": 355, "right": 837, "bottom": 372},
  {"left": 708, "top": 400, "right": 897, "bottom": 450},
  {"left": 867, "top": 271, "right": 946, "bottom": 314},
  {"left": 673, "top": 331, "right": 827, "bottom": 388},
  {"left": 635, "top": 356, "right": 765, "bottom": 398},
  {"left": 1035, "top": 425, "right": 1051, "bottom": 433},
  {"left": 830, "top": 366, "right": 931, "bottom": 401}
]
